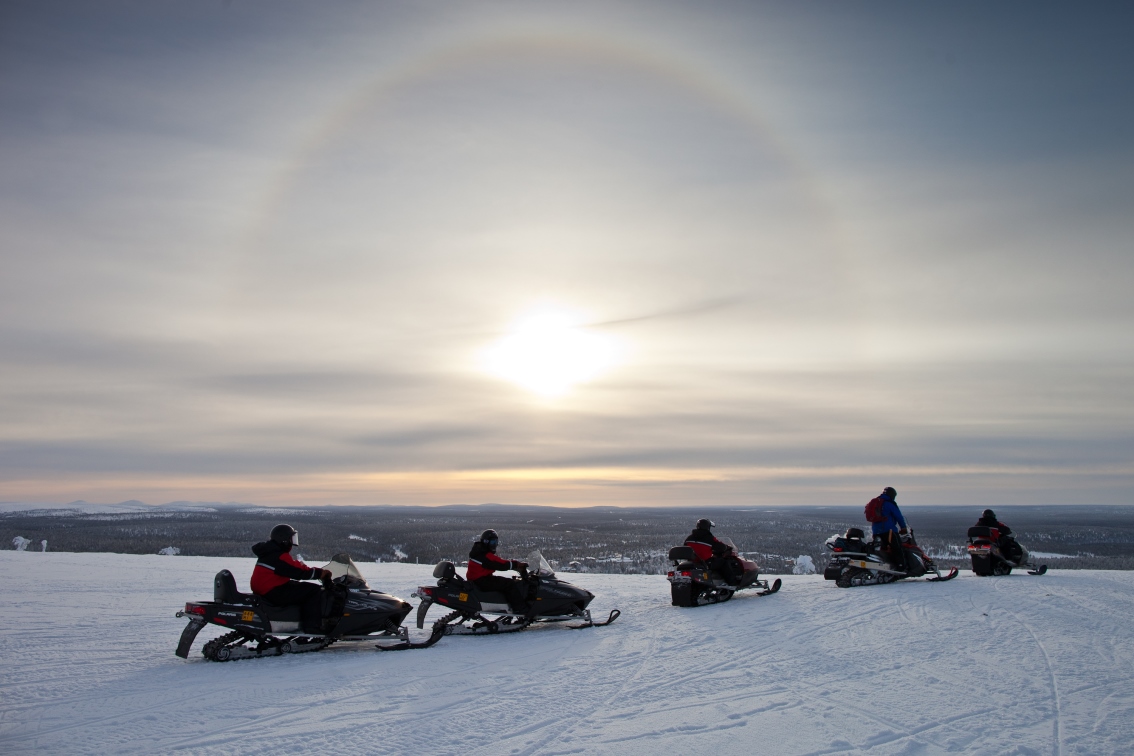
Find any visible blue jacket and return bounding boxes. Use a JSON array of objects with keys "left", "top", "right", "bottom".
[{"left": 871, "top": 493, "right": 907, "bottom": 536}]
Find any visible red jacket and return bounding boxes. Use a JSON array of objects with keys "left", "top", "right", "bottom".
[
  {"left": 685, "top": 527, "right": 729, "bottom": 562},
  {"left": 251, "top": 540, "right": 320, "bottom": 595},
  {"left": 466, "top": 542, "right": 521, "bottom": 582}
]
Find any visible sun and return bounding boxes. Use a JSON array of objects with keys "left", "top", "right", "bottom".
[{"left": 484, "top": 309, "right": 619, "bottom": 397}]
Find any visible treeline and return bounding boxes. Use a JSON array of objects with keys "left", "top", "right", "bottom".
[{"left": 3, "top": 504, "right": 1134, "bottom": 574}]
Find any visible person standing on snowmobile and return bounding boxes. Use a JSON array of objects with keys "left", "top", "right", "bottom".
[
  {"left": 871, "top": 487, "right": 908, "bottom": 571},
  {"left": 685, "top": 519, "right": 742, "bottom": 585},
  {"left": 975, "top": 509, "right": 1024, "bottom": 562},
  {"left": 467, "top": 529, "right": 530, "bottom": 615},
  {"left": 251, "top": 524, "right": 332, "bottom": 634}
]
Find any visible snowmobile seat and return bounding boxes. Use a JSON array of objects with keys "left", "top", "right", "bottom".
[
  {"left": 253, "top": 599, "right": 302, "bottom": 622},
  {"left": 433, "top": 560, "right": 461, "bottom": 585},
  {"left": 213, "top": 570, "right": 253, "bottom": 604},
  {"left": 968, "top": 526, "right": 994, "bottom": 541},
  {"left": 845, "top": 527, "right": 865, "bottom": 540},
  {"left": 669, "top": 546, "right": 696, "bottom": 564}
]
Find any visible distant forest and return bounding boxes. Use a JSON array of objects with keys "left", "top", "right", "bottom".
[{"left": 5, "top": 504, "right": 1134, "bottom": 574}]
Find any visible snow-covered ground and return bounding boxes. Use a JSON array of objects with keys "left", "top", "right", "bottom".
[{"left": 1, "top": 553, "right": 1131, "bottom": 755}]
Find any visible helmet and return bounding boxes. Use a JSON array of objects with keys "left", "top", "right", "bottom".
[
  {"left": 882, "top": 487, "right": 897, "bottom": 498},
  {"left": 479, "top": 529, "right": 499, "bottom": 551},
  {"left": 982, "top": 509, "right": 996, "bottom": 520},
  {"left": 270, "top": 524, "right": 297, "bottom": 548},
  {"left": 696, "top": 518, "right": 714, "bottom": 530}
]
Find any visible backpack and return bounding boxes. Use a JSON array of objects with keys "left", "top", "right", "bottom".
[{"left": 864, "top": 496, "right": 887, "bottom": 523}]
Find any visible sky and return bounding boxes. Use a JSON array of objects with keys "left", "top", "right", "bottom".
[{"left": 1, "top": 1, "right": 1132, "bottom": 508}]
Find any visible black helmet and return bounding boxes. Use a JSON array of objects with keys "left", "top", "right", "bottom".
[
  {"left": 882, "top": 486, "right": 897, "bottom": 498},
  {"left": 696, "top": 518, "right": 714, "bottom": 530},
  {"left": 982, "top": 509, "right": 996, "bottom": 520},
  {"left": 479, "top": 529, "right": 499, "bottom": 551},
  {"left": 270, "top": 524, "right": 297, "bottom": 548}
]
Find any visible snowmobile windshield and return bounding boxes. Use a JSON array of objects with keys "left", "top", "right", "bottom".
[
  {"left": 524, "top": 550, "right": 555, "bottom": 577},
  {"left": 323, "top": 553, "right": 369, "bottom": 588},
  {"left": 719, "top": 537, "right": 739, "bottom": 554}
]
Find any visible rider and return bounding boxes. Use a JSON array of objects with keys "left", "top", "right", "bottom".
[
  {"left": 872, "top": 487, "right": 908, "bottom": 572},
  {"left": 466, "top": 529, "right": 530, "bottom": 615},
  {"left": 684, "top": 518, "right": 742, "bottom": 585},
  {"left": 976, "top": 509, "right": 1024, "bottom": 562},
  {"left": 251, "top": 524, "right": 332, "bottom": 634}
]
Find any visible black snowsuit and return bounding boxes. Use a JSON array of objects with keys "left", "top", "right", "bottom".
[
  {"left": 976, "top": 514, "right": 1024, "bottom": 563},
  {"left": 685, "top": 526, "right": 742, "bottom": 585},
  {"left": 467, "top": 542, "right": 529, "bottom": 614}
]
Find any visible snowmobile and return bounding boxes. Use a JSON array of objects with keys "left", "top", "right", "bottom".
[
  {"left": 413, "top": 551, "right": 619, "bottom": 636},
  {"left": 667, "top": 537, "right": 781, "bottom": 607},
  {"left": 823, "top": 528, "right": 958, "bottom": 587},
  {"left": 175, "top": 553, "right": 442, "bottom": 661},
  {"left": 966, "top": 526, "right": 1047, "bottom": 576}
]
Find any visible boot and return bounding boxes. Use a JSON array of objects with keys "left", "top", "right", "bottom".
[{"left": 891, "top": 547, "right": 906, "bottom": 573}]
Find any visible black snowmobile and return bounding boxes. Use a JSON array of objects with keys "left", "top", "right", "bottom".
[
  {"left": 413, "top": 551, "right": 619, "bottom": 636},
  {"left": 823, "top": 528, "right": 958, "bottom": 587},
  {"left": 667, "top": 537, "right": 780, "bottom": 606},
  {"left": 175, "top": 553, "right": 442, "bottom": 661},
  {"left": 966, "top": 527, "right": 1047, "bottom": 576}
]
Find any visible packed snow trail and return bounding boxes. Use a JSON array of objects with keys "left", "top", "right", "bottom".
[{"left": 1, "top": 553, "right": 1132, "bottom": 754}]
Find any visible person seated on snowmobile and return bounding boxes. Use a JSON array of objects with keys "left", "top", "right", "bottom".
[
  {"left": 871, "top": 487, "right": 908, "bottom": 572},
  {"left": 975, "top": 509, "right": 1024, "bottom": 563},
  {"left": 251, "top": 524, "right": 333, "bottom": 634},
  {"left": 466, "top": 529, "right": 531, "bottom": 615},
  {"left": 684, "top": 519, "right": 742, "bottom": 585}
]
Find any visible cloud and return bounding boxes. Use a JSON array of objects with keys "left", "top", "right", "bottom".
[{"left": 1, "top": 1, "right": 1132, "bottom": 506}]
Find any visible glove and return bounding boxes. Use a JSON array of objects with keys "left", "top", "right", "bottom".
[
  {"left": 317, "top": 568, "right": 333, "bottom": 582},
  {"left": 513, "top": 561, "right": 528, "bottom": 572},
  {"left": 899, "top": 528, "right": 908, "bottom": 535}
]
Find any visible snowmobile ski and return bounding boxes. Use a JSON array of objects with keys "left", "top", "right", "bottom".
[
  {"left": 927, "top": 567, "right": 959, "bottom": 582},
  {"left": 758, "top": 578, "right": 783, "bottom": 596},
  {"left": 568, "top": 609, "right": 621, "bottom": 629}
]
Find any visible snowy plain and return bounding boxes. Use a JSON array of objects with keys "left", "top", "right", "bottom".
[{"left": 1, "top": 553, "right": 1131, "bottom": 755}]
